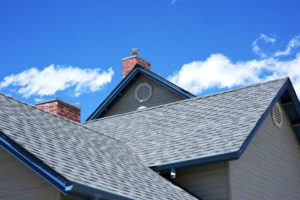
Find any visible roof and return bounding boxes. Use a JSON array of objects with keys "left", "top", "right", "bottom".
[
  {"left": 85, "top": 77, "right": 300, "bottom": 171},
  {"left": 0, "top": 93, "right": 197, "bottom": 200},
  {"left": 86, "top": 65, "right": 195, "bottom": 120}
]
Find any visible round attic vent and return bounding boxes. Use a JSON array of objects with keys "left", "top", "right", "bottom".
[
  {"left": 135, "top": 82, "right": 152, "bottom": 103},
  {"left": 272, "top": 102, "right": 283, "bottom": 128}
]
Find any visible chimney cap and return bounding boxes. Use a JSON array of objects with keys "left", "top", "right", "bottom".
[{"left": 130, "top": 48, "right": 140, "bottom": 56}]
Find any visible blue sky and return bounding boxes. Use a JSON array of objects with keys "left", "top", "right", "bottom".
[{"left": 1, "top": 0, "right": 300, "bottom": 121}]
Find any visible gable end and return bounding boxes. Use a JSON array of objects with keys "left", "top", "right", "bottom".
[{"left": 86, "top": 65, "right": 195, "bottom": 121}]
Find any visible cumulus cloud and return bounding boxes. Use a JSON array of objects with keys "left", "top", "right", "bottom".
[
  {"left": 169, "top": 36, "right": 300, "bottom": 96},
  {"left": 0, "top": 65, "right": 114, "bottom": 98},
  {"left": 252, "top": 34, "right": 276, "bottom": 58},
  {"left": 274, "top": 35, "right": 300, "bottom": 57}
]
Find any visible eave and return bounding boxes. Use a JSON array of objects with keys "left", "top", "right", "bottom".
[{"left": 0, "top": 132, "right": 136, "bottom": 200}]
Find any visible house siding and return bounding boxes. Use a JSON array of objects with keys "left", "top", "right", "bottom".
[
  {"left": 104, "top": 75, "right": 185, "bottom": 117},
  {"left": 229, "top": 103, "right": 300, "bottom": 200},
  {"left": 173, "top": 163, "right": 230, "bottom": 200},
  {"left": 0, "top": 148, "right": 61, "bottom": 200}
]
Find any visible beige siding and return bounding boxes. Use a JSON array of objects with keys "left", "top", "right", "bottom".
[
  {"left": 0, "top": 148, "right": 61, "bottom": 200},
  {"left": 229, "top": 103, "right": 300, "bottom": 200},
  {"left": 173, "top": 163, "right": 230, "bottom": 200},
  {"left": 104, "top": 75, "right": 185, "bottom": 117}
]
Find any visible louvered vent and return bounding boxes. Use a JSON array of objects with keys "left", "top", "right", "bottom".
[
  {"left": 135, "top": 82, "right": 152, "bottom": 103},
  {"left": 272, "top": 102, "right": 283, "bottom": 128}
]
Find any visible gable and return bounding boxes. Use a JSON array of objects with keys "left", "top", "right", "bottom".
[
  {"left": 86, "top": 65, "right": 195, "bottom": 120},
  {"left": 104, "top": 74, "right": 186, "bottom": 117},
  {"left": 229, "top": 104, "right": 300, "bottom": 199}
]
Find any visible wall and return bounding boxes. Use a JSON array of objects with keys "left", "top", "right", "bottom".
[
  {"left": 104, "top": 75, "right": 185, "bottom": 117},
  {"left": 0, "top": 148, "right": 61, "bottom": 200},
  {"left": 229, "top": 103, "right": 300, "bottom": 199},
  {"left": 172, "top": 163, "right": 230, "bottom": 200}
]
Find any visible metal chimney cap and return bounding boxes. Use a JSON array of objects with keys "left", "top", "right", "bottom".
[{"left": 130, "top": 48, "right": 140, "bottom": 56}]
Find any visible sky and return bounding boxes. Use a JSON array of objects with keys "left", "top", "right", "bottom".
[{"left": 1, "top": 0, "right": 300, "bottom": 121}]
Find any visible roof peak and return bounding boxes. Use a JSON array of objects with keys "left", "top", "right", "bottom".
[{"left": 86, "top": 65, "right": 195, "bottom": 120}]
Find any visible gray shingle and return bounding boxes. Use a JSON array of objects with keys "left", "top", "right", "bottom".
[
  {"left": 0, "top": 93, "right": 197, "bottom": 199},
  {"left": 85, "top": 78, "right": 288, "bottom": 167}
]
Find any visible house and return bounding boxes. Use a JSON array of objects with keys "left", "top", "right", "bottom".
[{"left": 1, "top": 50, "right": 300, "bottom": 200}]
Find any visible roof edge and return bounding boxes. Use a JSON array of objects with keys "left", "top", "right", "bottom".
[
  {"left": 151, "top": 151, "right": 239, "bottom": 172},
  {"left": 152, "top": 78, "right": 300, "bottom": 172},
  {"left": 67, "top": 182, "right": 135, "bottom": 200},
  {"left": 236, "top": 78, "right": 291, "bottom": 156},
  {"left": 0, "top": 131, "right": 142, "bottom": 200},
  {"left": 0, "top": 131, "right": 70, "bottom": 194}
]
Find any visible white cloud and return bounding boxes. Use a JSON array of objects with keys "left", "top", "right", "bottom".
[
  {"left": 274, "top": 35, "right": 300, "bottom": 57},
  {"left": 169, "top": 34, "right": 300, "bottom": 96},
  {"left": 168, "top": 53, "right": 300, "bottom": 96},
  {"left": 0, "top": 65, "right": 114, "bottom": 98},
  {"left": 252, "top": 34, "right": 276, "bottom": 58}
]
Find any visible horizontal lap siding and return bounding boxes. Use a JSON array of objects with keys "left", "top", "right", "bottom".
[
  {"left": 104, "top": 75, "right": 185, "bottom": 117},
  {"left": 173, "top": 163, "right": 230, "bottom": 200},
  {"left": 229, "top": 104, "right": 300, "bottom": 200},
  {"left": 0, "top": 148, "right": 60, "bottom": 200}
]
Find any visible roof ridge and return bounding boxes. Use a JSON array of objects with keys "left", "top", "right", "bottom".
[{"left": 84, "top": 77, "right": 288, "bottom": 124}]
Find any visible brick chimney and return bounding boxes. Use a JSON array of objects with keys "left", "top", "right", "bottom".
[
  {"left": 122, "top": 48, "right": 151, "bottom": 78},
  {"left": 36, "top": 99, "right": 81, "bottom": 122}
]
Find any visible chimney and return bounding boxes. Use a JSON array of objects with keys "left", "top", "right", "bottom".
[
  {"left": 36, "top": 99, "right": 81, "bottom": 122},
  {"left": 122, "top": 48, "right": 151, "bottom": 78}
]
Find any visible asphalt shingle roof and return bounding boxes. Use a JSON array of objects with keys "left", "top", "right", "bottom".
[
  {"left": 0, "top": 93, "right": 197, "bottom": 200},
  {"left": 85, "top": 78, "right": 288, "bottom": 167}
]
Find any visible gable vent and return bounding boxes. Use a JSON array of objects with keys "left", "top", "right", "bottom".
[
  {"left": 135, "top": 82, "right": 152, "bottom": 103},
  {"left": 272, "top": 102, "right": 283, "bottom": 128}
]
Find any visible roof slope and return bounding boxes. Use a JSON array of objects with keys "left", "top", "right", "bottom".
[
  {"left": 0, "top": 93, "right": 197, "bottom": 200},
  {"left": 87, "top": 65, "right": 195, "bottom": 120},
  {"left": 85, "top": 78, "right": 289, "bottom": 169}
]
